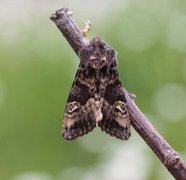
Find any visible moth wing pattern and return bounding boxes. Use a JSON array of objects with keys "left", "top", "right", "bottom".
[
  {"left": 62, "top": 70, "right": 93, "bottom": 140},
  {"left": 62, "top": 66, "right": 102, "bottom": 140},
  {"left": 98, "top": 80, "right": 131, "bottom": 140},
  {"left": 62, "top": 37, "right": 131, "bottom": 141},
  {"left": 63, "top": 100, "right": 96, "bottom": 141}
]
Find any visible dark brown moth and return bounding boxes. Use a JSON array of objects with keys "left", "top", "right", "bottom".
[{"left": 62, "top": 37, "right": 131, "bottom": 140}]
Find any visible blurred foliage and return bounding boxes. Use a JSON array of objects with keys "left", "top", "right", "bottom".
[{"left": 0, "top": 0, "right": 186, "bottom": 180}]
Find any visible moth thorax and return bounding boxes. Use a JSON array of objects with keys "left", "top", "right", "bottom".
[{"left": 89, "top": 55, "right": 107, "bottom": 69}]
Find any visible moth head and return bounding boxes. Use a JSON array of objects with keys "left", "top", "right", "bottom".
[{"left": 79, "top": 37, "right": 116, "bottom": 69}]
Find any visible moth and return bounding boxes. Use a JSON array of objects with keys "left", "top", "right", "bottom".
[{"left": 62, "top": 37, "right": 131, "bottom": 140}]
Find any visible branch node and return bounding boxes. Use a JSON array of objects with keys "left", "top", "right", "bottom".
[{"left": 164, "top": 153, "right": 180, "bottom": 168}]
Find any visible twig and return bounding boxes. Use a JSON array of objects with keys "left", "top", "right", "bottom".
[
  {"left": 50, "top": 8, "right": 89, "bottom": 55},
  {"left": 50, "top": 8, "right": 186, "bottom": 179}
]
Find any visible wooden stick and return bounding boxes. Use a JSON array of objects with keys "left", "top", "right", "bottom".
[
  {"left": 50, "top": 8, "right": 89, "bottom": 55},
  {"left": 50, "top": 8, "right": 186, "bottom": 179}
]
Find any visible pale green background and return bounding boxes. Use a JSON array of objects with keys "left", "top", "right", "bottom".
[{"left": 0, "top": 0, "right": 186, "bottom": 179}]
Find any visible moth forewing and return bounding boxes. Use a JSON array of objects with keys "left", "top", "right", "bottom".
[{"left": 62, "top": 37, "right": 131, "bottom": 140}]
